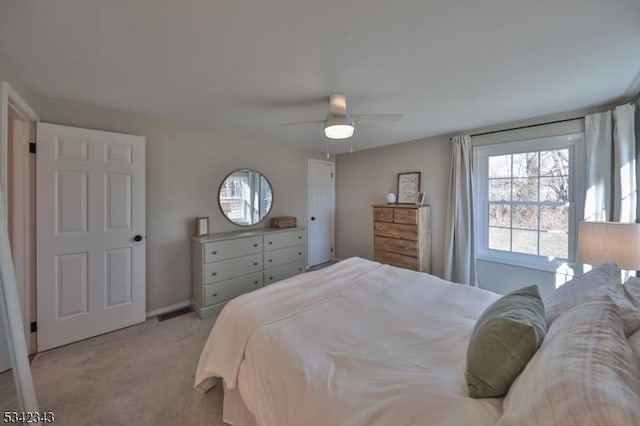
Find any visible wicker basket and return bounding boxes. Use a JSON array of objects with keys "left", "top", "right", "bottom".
[{"left": 270, "top": 216, "right": 297, "bottom": 228}]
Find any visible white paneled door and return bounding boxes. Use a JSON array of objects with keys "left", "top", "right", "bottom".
[
  {"left": 36, "top": 123, "right": 145, "bottom": 351},
  {"left": 307, "top": 159, "right": 335, "bottom": 267}
]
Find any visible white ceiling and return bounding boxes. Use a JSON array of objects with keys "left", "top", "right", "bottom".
[{"left": 1, "top": 0, "right": 639, "bottom": 153}]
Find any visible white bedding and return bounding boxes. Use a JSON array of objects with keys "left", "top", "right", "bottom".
[{"left": 195, "top": 257, "right": 504, "bottom": 426}]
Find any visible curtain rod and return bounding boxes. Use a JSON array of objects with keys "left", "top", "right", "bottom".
[
  {"left": 450, "top": 116, "right": 583, "bottom": 140},
  {"left": 451, "top": 100, "right": 639, "bottom": 141}
]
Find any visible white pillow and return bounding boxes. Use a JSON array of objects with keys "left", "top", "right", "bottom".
[
  {"left": 499, "top": 297, "right": 640, "bottom": 426},
  {"left": 544, "top": 263, "right": 640, "bottom": 336},
  {"left": 624, "top": 276, "right": 640, "bottom": 308}
]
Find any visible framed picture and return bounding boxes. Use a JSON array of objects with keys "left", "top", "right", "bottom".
[
  {"left": 397, "top": 172, "right": 421, "bottom": 204},
  {"left": 195, "top": 216, "right": 209, "bottom": 236},
  {"left": 416, "top": 192, "right": 426, "bottom": 205}
]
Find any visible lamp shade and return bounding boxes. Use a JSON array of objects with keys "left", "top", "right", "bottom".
[{"left": 577, "top": 221, "right": 640, "bottom": 270}]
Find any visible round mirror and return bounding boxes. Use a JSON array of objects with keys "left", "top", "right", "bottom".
[{"left": 219, "top": 169, "right": 273, "bottom": 226}]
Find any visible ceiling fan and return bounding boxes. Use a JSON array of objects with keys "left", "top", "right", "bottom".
[{"left": 281, "top": 93, "right": 403, "bottom": 140}]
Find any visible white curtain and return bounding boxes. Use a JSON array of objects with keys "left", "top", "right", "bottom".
[
  {"left": 613, "top": 104, "right": 637, "bottom": 222},
  {"left": 584, "top": 111, "right": 613, "bottom": 221},
  {"left": 444, "top": 135, "right": 474, "bottom": 285},
  {"left": 584, "top": 104, "right": 637, "bottom": 223},
  {"left": 583, "top": 104, "right": 636, "bottom": 277}
]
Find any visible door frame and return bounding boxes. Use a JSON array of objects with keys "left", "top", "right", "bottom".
[
  {"left": 0, "top": 81, "right": 39, "bottom": 411},
  {"left": 307, "top": 158, "right": 336, "bottom": 266},
  {"left": 1, "top": 82, "right": 39, "bottom": 208},
  {"left": 2, "top": 82, "right": 39, "bottom": 354}
]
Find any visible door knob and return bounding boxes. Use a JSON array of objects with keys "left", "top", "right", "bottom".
[
  {"left": 311, "top": 216, "right": 316, "bottom": 221},
  {"left": 133, "top": 235, "right": 143, "bottom": 242}
]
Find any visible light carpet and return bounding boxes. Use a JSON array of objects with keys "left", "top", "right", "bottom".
[{"left": 0, "top": 312, "right": 225, "bottom": 426}]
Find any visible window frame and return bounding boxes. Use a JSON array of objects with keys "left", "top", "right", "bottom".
[{"left": 473, "top": 133, "right": 585, "bottom": 272}]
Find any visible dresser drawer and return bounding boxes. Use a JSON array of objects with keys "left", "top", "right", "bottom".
[
  {"left": 264, "top": 245, "right": 305, "bottom": 268},
  {"left": 373, "top": 207, "right": 394, "bottom": 223},
  {"left": 264, "top": 230, "right": 305, "bottom": 251},
  {"left": 374, "top": 222, "right": 418, "bottom": 241},
  {"left": 374, "top": 236, "right": 418, "bottom": 257},
  {"left": 203, "top": 272, "right": 263, "bottom": 307},
  {"left": 264, "top": 261, "right": 305, "bottom": 285},
  {"left": 393, "top": 208, "right": 418, "bottom": 225},
  {"left": 204, "top": 236, "right": 263, "bottom": 263},
  {"left": 374, "top": 250, "right": 418, "bottom": 271},
  {"left": 204, "top": 253, "right": 262, "bottom": 284}
]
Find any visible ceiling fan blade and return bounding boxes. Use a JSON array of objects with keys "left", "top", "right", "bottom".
[
  {"left": 279, "top": 120, "right": 325, "bottom": 126},
  {"left": 329, "top": 93, "right": 348, "bottom": 116},
  {"left": 352, "top": 114, "right": 403, "bottom": 124}
]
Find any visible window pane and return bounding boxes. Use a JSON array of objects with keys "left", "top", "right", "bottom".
[
  {"left": 540, "top": 232, "right": 568, "bottom": 259},
  {"left": 513, "top": 205, "right": 538, "bottom": 230},
  {"left": 489, "top": 179, "right": 511, "bottom": 201},
  {"left": 540, "top": 205, "right": 568, "bottom": 232},
  {"left": 513, "top": 178, "right": 538, "bottom": 201},
  {"left": 512, "top": 152, "right": 538, "bottom": 178},
  {"left": 489, "top": 155, "right": 511, "bottom": 178},
  {"left": 512, "top": 229, "right": 538, "bottom": 255},
  {"left": 540, "top": 176, "right": 569, "bottom": 202},
  {"left": 489, "top": 204, "right": 511, "bottom": 227},
  {"left": 540, "top": 149, "right": 569, "bottom": 176},
  {"left": 489, "top": 227, "right": 510, "bottom": 251}
]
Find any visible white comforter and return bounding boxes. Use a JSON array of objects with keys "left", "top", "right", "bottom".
[{"left": 195, "top": 257, "right": 504, "bottom": 426}]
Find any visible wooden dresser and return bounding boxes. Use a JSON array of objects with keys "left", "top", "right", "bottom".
[
  {"left": 192, "top": 227, "right": 306, "bottom": 318},
  {"left": 373, "top": 205, "right": 431, "bottom": 272}
]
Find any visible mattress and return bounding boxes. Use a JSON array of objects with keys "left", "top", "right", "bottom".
[{"left": 195, "top": 257, "right": 503, "bottom": 426}]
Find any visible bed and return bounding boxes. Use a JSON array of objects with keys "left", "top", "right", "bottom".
[{"left": 194, "top": 257, "right": 640, "bottom": 426}]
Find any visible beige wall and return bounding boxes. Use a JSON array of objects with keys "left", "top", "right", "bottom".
[
  {"left": 37, "top": 98, "right": 324, "bottom": 312},
  {"left": 335, "top": 135, "right": 451, "bottom": 277},
  {"left": 0, "top": 55, "right": 36, "bottom": 108}
]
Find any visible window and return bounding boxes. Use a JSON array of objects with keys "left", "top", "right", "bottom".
[{"left": 474, "top": 133, "right": 584, "bottom": 271}]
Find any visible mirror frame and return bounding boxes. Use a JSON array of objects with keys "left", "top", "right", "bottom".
[{"left": 218, "top": 168, "right": 274, "bottom": 227}]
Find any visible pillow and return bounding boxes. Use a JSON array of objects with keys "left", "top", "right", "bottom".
[
  {"left": 498, "top": 296, "right": 640, "bottom": 426},
  {"left": 544, "top": 263, "right": 640, "bottom": 336},
  {"left": 624, "top": 276, "right": 640, "bottom": 308},
  {"left": 465, "top": 285, "right": 546, "bottom": 398}
]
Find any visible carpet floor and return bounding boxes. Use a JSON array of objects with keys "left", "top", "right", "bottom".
[{"left": 0, "top": 312, "right": 225, "bottom": 426}]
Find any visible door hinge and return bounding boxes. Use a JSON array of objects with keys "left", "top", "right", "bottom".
[
  {"left": 29, "top": 142, "right": 36, "bottom": 154},
  {"left": 331, "top": 247, "right": 334, "bottom": 253},
  {"left": 30, "top": 321, "right": 37, "bottom": 333},
  {"left": 331, "top": 172, "right": 334, "bottom": 178}
]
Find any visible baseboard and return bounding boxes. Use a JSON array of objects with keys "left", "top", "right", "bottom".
[{"left": 146, "top": 300, "right": 191, "bottom": 318}]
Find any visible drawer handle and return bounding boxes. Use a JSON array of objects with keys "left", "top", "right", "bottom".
[
  {"left": 253, "top": 243, "right": 259, "bottom": 247},
  {"left": 298, "top": 252, "right": 302, "bottom": 255},
  {"left": 298, "top": 236, "right": 302, "bottom": 239},
  {"left": 254, "top": 262, "right": 259, "bottom": 266},
  {"left": 268, "top": 241, "right": 273, "bottom": 245},
  {"left": 298, "top": 267, "right": 303, "bottom": 271},
  {"left": 269, "top": 276, "right": 274, "bottom": 280},
  {"left": 211, "top": 251, "right": 217, "bottom": 255},
  {"left": 254, "top": 280, "right": 259, "bottom": 284},
  {"left": 211, "top": 293, "right": 218, "bottom": 298},
  {"left": 211, "top": 272, "right": 217, "bottom": 276}
]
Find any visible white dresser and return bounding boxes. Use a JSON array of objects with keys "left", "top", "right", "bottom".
[{"left": 192, "top": 227, "right": 306, "bottom": 318}]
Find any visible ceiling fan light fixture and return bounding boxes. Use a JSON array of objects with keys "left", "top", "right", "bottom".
[
  {"left": 324, "top": 124, "right": 354, "bottom": 139},
  {"left": 324, "top": 113, "right": 354, "bottom": 139}
]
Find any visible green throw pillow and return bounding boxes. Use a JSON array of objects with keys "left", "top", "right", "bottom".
[{"left": 466, "top": 285, "right": 547, "bottom": 398}]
